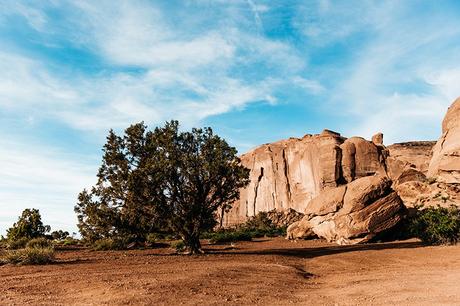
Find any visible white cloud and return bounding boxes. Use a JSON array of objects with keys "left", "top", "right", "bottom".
[
  {"left": 307, "top": 1, "right": 460, "bottom": 143},
  {"left": 0, "top": 2, "right": 48, "bottom": 31},
  {"left": 0, "top": 1, "right": 308, "bottom": 134},
  {"left": 425, "top": 69, "right": 460, "bottom": 103},
  {"left": 292, "top": 76, "right": 325, "bottom": 95},
  {"left": 0, "top": 52, "right": 80, "bottom": 109}
]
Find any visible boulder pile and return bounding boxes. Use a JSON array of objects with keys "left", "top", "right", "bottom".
[{"left": 287, "top": 175, "right": 405, "bottom": 244}]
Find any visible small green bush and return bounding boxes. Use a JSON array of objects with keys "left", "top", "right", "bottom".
[
  {"left": 208, "top": 231, "right": 253, "bottom": 244},
  {"left": 242, "top": 212, "right": 274, "bottom": 232},
  {"left": 238, "top": 212, "right": 287, "bottom": 237},
  {"left": 410, "top": 205, "right": 460, "bottom": 245},
  {"left": 27, "top": 237, "right": 53, "bottom": 249},
  {"left": 1, "top": 247, "right": 55, "bottom": 265},
  {"left": 93, "top": 237, "right": 130, "bottom": 251},
  {"left": 7, "top": 237, "right": 30, "bottom": 250},
  {"left": 170, "top": 240, "right": 186, "bottom": 252},
  {"left": 146, "top": 233, "right": 162, "bottom": 245},
  {"left": 60, "top": 237, "right": 80, "bottom": 246},
  {"left": 0, "top": 238, "right": 8, "bottom": 249}
]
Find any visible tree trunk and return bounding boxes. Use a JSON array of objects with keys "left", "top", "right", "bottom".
[
  {"left": 219, "top": 207, "right": 225, "bottom": 229},
  {"left": 184, "top": 234, "right": 203, "bottom": 255}
]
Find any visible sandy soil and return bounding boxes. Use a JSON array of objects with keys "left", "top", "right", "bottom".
[{"left": 1, "top": 238, "right": 460, "bottom": 305}]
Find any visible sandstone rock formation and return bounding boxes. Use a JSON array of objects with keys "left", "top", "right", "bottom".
[
  {"left": 223, "top": 130, "right": 388, "bottom": 226},
  {"left": 428, "top": 97, "right": 460, "bottom": 183},
  {"left": 388, "top": 141, "right": 435, "bottom": 174},
  {"left": 287, "top": 175, "right": 406, "bottom": 245},
  {"left": 224, "top": 96, "right": 460, "bottom": 244},
  {"left": 394, "top": 180, "right": 460, "bottom": 208},
  {"left": 265, "top": 209, "right": 304, "bottom": 228}
]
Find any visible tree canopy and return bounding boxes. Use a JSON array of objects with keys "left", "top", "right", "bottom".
[
  {"left": 7, "top": 208, "right": 51, "bottom": 241},
  {"left": 75, "top": 120, "right": 250, "bottom": 253}
]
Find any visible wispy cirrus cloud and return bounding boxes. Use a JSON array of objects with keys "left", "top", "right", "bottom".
[{"left": 296, "top": 1, "right": 460, "bottom": 143}]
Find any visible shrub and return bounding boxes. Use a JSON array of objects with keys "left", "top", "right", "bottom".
[
  {"left": 242, "top": 212, "right": 274, "bottom": 232},
  {"left": 208, "top": 230, "right": 253, "bottom": 244},
  {"left": 409, "top": 205, "right": 460, "bottom": 245},
  {"left": 146, "top": 233, "right": 163, "bottom": 245},
  {"left": 0, "top": 238, "right": 7, "bottom": 249},
  {"left": 7, "top": 237, "right": 30, "bottom": 250},
  {"left": 230, "top": 212, "right": 288, "bottom": 239},
  {"left": 93, "top": 237, "right": 130, "bottom": 251},
  {"left": 27, "top": 237, "right": 53, "bottom": 249},
  {"left": 1, "top": 247, "right": 55, "bottom": 265},
  {"left": 62, "top": 238, "right": 80, "bottom": 246},
  {"left": 170, "top": 240, "right": 186, "bottom": 252}
]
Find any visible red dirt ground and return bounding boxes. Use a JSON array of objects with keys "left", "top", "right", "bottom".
[{"left": 1, "top": 237, "right": 460, "bottom": 305}]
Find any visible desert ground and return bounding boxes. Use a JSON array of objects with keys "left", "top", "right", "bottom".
[{"left": 1, "top": 237, "right": 460, "bottom": 306}]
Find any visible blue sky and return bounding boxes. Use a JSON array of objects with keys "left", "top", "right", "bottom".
[{"left": 1, "top": 0, "right": 460, "bottom": 235}]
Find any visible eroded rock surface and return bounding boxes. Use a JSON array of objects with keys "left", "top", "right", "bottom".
[
  {"left": 428, "top": 97, "right": 460, "bottom": 183},
  {"left": 287, "top": 175, "right": 406, "bottom": 244},
  {"left": 388, "top": 141, "right": 435, "bottom": 174},
  {"left": 223, "top": 130, "right": 388, "bottom": 226},
  {"left": 224, "top": 96, "right": 460, "bottom": 244},
  {"left": 265, "top": 209, "right": 304, "bottom": 228}
]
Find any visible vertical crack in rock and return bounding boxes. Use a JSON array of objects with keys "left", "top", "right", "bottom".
[
  {"left": 269, "top": 146, "right": 277, "bottom": 208},
  {"left": 440, "top": 130, "right": 449, "bottom": 151},
  {"left": 282, "top": 149, "right": 292, "bottom": 203},
  {"left": 336, "top": 145, "right": 343, "bottom": 185},
  {"left": 339, "top": 185, "right": 347, "bottom": 210},
  {"left": 253, "top": 167, "right": 264, "bottom": 216},
  {"left": 245, "top": 200, "right": 248, "bottom": 218}
]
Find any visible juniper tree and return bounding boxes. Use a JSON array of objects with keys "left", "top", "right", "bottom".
[
  {"left": 75, "top": 121, "right": 249, "bottom": 253},
  {"left": 144, "top": 121, "right": 250, "bottom": 253},
  {"left": 7, "top": 209, "right": 51, "bottom": 241}
]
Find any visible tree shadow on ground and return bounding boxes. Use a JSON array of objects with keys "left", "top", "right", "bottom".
[{"left": 205, "top": 240, "right": 425, "bottom": 260}]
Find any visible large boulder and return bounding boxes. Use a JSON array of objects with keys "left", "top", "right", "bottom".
[
  {"left": 287, "top": 175, "right": 406, "bottom": 244},
  {"left": 428, "top": 97, "right": 460, "bottom": 183}
]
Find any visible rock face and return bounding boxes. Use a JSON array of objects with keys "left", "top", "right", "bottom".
[
  {"left": 224, "top": 96, "right": 460, "bottom": 244},
  {"left": 265, "top": 209, "right": 304, "bottom": 228},
  {"left": 428, "top": 98, "right": 460, "bottom": 183},
  {"left": 223, "top": 130, "right": 388, "bottom": 226},
  {"left": 388, "top": 141, "right": 436, "bottom": 174},
  {"left": 287, "top": 175, "right": 406, "bottom": 244}
]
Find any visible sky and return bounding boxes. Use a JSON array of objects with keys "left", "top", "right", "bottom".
[{"left": 1, "top": 0, "right": 460, "bottom": 235}]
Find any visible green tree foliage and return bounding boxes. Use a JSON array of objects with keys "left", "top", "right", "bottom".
[
  {"left": 410, "top": 205, "right": 460, "bottom": 245},
  {"left": 50, "top": 230, "right": 70, "bottom": 241},
  {"left": 75, "top": 121, "right": 250, "bottom": 254},
  {"left": 6, "top": 209, "right": 51, "bottom": 241},
  {"left": 75, "top": 123, "right": 162, "bottom": 242}
]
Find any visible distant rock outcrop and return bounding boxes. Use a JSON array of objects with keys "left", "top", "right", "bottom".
[
  {"left": 388, "top": 141, "right": 436, "bottom": 174},
  {"left": 428, "top": 97, "right": 460, "bottom": 183}
]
